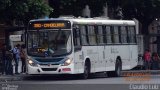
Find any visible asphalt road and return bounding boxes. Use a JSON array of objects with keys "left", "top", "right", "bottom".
[
  {"left": 12, "top": 74, "right": 160, "bottom": 84},
  {"left": 1, "top": 72, "right": 160, "bottom": 90}
]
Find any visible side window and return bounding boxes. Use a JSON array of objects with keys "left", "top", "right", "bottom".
[
  {"left": 88, "top": 26, "right": 97, "bottom": 45},
  {"left": 73, "top": 25, "right": 81, "bottom": 46},
  {"left": 97, "top": 26, "right": 105, "bottom": 45},
  {"left": 110, "top": 26, "right": 115, "bottom": 43},
  {"left": 128, "top": 26, "right": 136, "bottom": 43},
  {"left": 120, "top": 26, "right": 128, "bottom": 44},
  {"left": 113, "top": 26, "right": 120, "bottom": 43},
  {"left": 80, "top": 25, "right": 89, "bottom": 45},
  {"left": 105, "top": 26, "right": 112, "bottom": 44}
]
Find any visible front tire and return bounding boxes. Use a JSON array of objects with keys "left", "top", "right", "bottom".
[{"left": 81, "top": 62, "right": 90, "bottom": 79}]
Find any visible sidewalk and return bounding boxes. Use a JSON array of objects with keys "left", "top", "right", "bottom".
[
  {"left": 0, "top": 61, "right": 25, "bottom": 82},
  {"left": 122, "top": 70, "right": 160, "bottom": 75},
  {"left": 0, "top": 74, "right": 25, "bottom": 82}
]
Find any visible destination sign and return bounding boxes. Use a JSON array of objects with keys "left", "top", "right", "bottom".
[
  {"left": 28, "top": 20, "right": 71, "bottom": 30},
  {"left": 34, "top": 23, "right": 65, "bottom": 28}
]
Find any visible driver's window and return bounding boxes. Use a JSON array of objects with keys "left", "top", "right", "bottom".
[
  {"left": 73, "top": 24, "right": 82, "bottom": 51},
  {"left": 73, "top": 24, "right": 81, "bottom": 46}
]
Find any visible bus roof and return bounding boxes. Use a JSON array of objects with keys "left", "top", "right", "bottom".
[{"left": 29, "top": 17, "right": 135, "bottom": 26}]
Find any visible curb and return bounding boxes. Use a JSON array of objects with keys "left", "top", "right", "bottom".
[{"left": 122, "top": 70, "right": 160, "bottom": 75}]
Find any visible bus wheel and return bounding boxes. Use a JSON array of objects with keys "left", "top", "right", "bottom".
[
  {"left": 107, "top": 60, "right": 122, "bottom": 77},
  {"left": 81, "top": 62, "right": 90, "bottom": 79},
  {"left": 115, "top": 61, "right": 122, "bottom": 77}
]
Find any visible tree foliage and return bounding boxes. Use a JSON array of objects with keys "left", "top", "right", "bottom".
[
  {"left": 49, "top": 0, "right": 107, "bottom": 17},
  {"left": 120, "top": 0, "right": 160, "bottom": 34},
  {"left": 2, "top": 0, "right": 160, "bottom": 34},
  {"left": 0, "top": 0, "right": 53, "bottom": 25}
]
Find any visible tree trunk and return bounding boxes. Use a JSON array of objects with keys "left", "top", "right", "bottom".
[{"left": 141, "top": 21, "right": 150, "bottom": 51}]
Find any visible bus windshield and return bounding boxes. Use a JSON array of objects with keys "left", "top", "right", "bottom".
[{"left": 27, "top": 29, "right": 72, "bottom": 57}]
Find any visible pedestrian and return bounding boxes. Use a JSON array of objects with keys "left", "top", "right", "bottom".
[
  {"left": 143, "top": 49, "right": 152, "bottom": 70},
  {"left": 20, "top": 44, "right": 26, "bottom": 73},
  {"left": 5, "top": 46, "right": 13, "bottom": 75},
  {"left": 138, "top": 54, "right": 144, "bottom": 70},
  {"left": 1, "top": 43, "right": 7, "bottom": 75},
  {"left": 152, "top": 52, "right": 160, "bottom": 70},
  {"left": 13, "top": 44, "right": 21, "bottom": 74},
  {"left": 12, "top": 45, "right": 17, "bottom": 63}
]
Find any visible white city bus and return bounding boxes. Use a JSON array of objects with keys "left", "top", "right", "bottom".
[{"left": 26, "top": 17, "right": 138, "bottom": 79}]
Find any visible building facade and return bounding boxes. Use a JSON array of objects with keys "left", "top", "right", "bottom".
[
  {"left": 148, "top": 19, "right": 160, "bottom": 54},
  {"left": 0, "top": 22, "right": 24, "bottom": 49}
]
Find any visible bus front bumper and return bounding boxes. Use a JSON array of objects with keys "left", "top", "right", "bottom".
[{"left": 27, "top": 64, "right": 73, "bottom": 75}]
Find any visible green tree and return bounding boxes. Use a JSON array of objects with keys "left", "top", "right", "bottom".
[
  {"left": 121, "top": 0, "right": 160, "bottom": 34},
  {"left": 106, "top": 0, "right": 121, "bottom": 19},
  {"left": 49, "top": 0, "right": 86, "bottom": 17},
  {"left": 0, "top": 0, "right": 11, "bottom": 22},
  {"left": 87, "top": 0, "right": 107, "bottom": 17},
  {"left": 0, "top": 0, "right": 53, "bottom": 25},
  {"left": 49, "top": 0, "right": 107, "bottom": 17},
  {"left": 24, "top": 0, "right": 53, "bottom": 24}
]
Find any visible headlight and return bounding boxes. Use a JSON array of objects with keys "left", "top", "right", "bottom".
[
  {"left": 28, "top": 59, "right": 38, "bottom": 67},
  {"left": 62, "top": 58, "right": 72, "bottom": 66},
  {"left": 28, "top": 60, "right": 33, "bottom": 64}
]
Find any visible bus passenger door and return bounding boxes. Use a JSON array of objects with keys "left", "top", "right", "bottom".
[
  {"left": 74, "top": 50, "right": 83, "bottom": 73},
  {"left": 73, "top": 26, "right": 83, "bottom": 73}
]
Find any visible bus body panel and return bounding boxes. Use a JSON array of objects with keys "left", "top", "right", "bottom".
[
  {"left": 97, "top": 46, "right": 106, "bottom": 72},
  {"left": 73, "top": 45, "right": 138, "bottom": 74},
  {"left": 130, "top": 45, "right": 139, "bottom": 69}
]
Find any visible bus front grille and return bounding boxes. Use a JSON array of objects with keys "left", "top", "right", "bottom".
[
  {"left": 41, "top": 68, "right": 57, "bottom": 71},
  {"left": 39, "top": 64, "right": 59, "bottom": 66}
]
